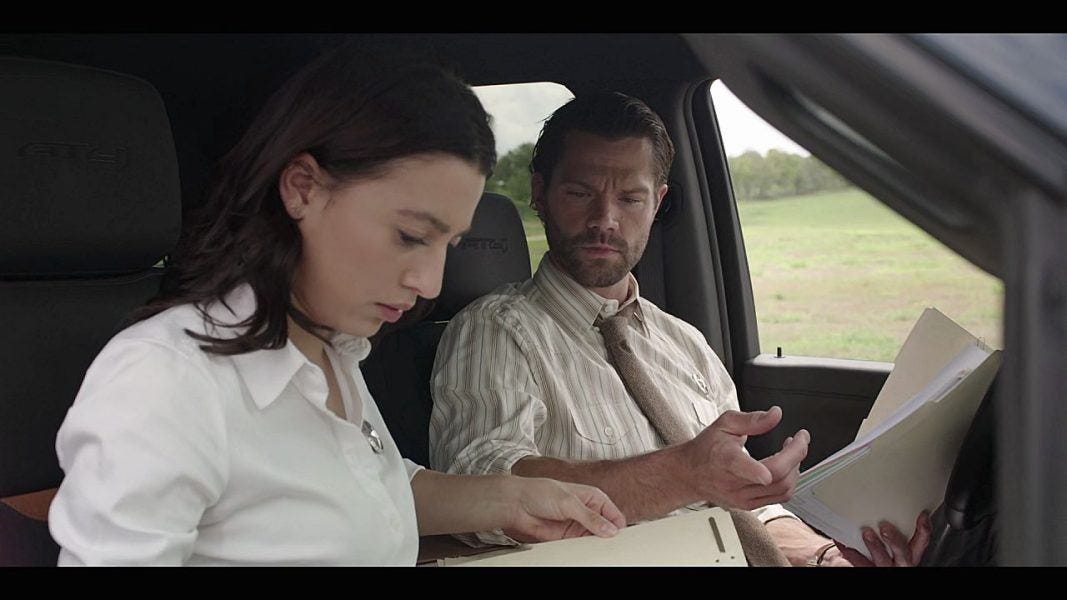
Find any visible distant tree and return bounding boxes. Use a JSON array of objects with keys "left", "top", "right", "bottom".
[
  {"left": 764, "top": 149, "right": 803, "bottom": 197},
  {"left": 728, "top": 150, "right": 765, "bottom": 200},
  {"left": 728, "top": 150, "right": 851, "bottom": 201},
  {"left": 486, "top": 143, "right": 537, "bottom": 220},
  {"left": 800, "top": 155, "right": 849, "bottom": 194}
]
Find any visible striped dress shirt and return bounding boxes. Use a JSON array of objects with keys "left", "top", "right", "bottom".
[{"left": 429, "top": 257, "right": 794, "bottom": 545}]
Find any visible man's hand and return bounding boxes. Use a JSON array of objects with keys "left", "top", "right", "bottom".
[{"left": 677, "top": 406, "right": 808, "bottom": 510}]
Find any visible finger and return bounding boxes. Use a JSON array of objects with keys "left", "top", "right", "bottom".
[
  {"left": 560, "top": 519, "right": 588, "bottom": 540},
  {"left": 586, "top": 488, "right": 628, "bottom": 530},
  {"left": 742, "top": 488, "right": 797, "bottom": 508},
  {"left": 725, "top": 447, "right": 774, "bottom": 486},
  {"left": 720, "top": 454, "right": 800, "bottom": 507},
  {"left": 504, "top": 514, "right": 556, "bottom": 543},
  {"left": 736, "top": 495, "right": 790, "bottom": 511},
  {"left": 836, "top": 542, "right": 872, "bottom": 567},
  {"left": 909, "top": 511, "right": 933, "bottom": 564},
  {"left": 740, "top": 463, "right": 799, "bottom": 497},
  {"left": 863, "top": 526, "right": 894, "bottom": 566},
  {"left": 760, "top": 429, "right": 809, "bottom": 481},
  {"left": 876, "top": 521, "right": 911, "bottom": 567},
  {"left": 715, "top": 406, "right": 783, "bottom": 437},
  {"left": 559, "top": 494, "right": 619, "bottom": 538},
  {"left": 743, "top": 476, "right": 800, "bottom": 507}
]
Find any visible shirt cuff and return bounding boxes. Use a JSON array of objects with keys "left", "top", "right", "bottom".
[
  {"left": 456, "top": 444, "right": 538, "bottom": 477},
  {"left": 752, "top": 503, "right": 798, "bottom": 524},
  {"left": 403, "top": 458, "right": 425, "bottom": 481}
]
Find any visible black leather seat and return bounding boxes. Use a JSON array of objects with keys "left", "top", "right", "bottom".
[
  {"left": 363, "top": 192, "right": 531, "bottom": 467},
  {"left": 0, "top": 57, "right": 181, "bottom": 566}
]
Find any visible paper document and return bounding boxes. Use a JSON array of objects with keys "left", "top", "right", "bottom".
[
  {"left": 441, "top": 506, "right": 746, "bottom": 566},
  {"left": 785, "top": 308, "right": 1000, "bottom": 559}
]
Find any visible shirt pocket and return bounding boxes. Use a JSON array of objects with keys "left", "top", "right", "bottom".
[
  {"left": 571, "top": 401, "right": 639, "bottom": 446},
  {"left": 689, "top": 396, "right": 721, "bottom": 428},
  {"left": 660, "top": 363, "right": 721, "bottom": 429}
]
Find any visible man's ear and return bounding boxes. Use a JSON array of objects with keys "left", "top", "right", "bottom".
[
  {"left": 653, "top": 183, "right": 669, "bottom": 215},
  {"left": 279, "top": 152, "right": 327, "bottom": 220},
  {"left": 531, "top": 172, "right": 547, "bottom": 220}
]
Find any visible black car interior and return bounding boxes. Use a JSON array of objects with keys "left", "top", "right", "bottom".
[
  {"left": 0, "top": 56, "right": 181, "bottom": 565},
  {"left": 0, "top": 34, "right": 1006, "bottom": 566}
]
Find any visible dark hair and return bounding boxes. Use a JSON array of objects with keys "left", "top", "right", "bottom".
[
  {"left": 530, "top": 91, "right": 674, "bottom": 186},
  {"left": 133, "top": 46, "right": 496, "bottom": 355}
]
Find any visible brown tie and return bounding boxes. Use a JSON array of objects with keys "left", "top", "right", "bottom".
[{"left": 598, "top": 306, "right": 791, "bottom": 567}]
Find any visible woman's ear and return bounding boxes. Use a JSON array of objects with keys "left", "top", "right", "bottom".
[{"left": 279, "top": 153, "right": 327, "bottom": 220}]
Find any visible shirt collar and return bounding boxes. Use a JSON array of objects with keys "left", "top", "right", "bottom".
[
  {"left": 533, "top": 254, "right": 647, "bottom": 336},
  {"left": 202, "top": 284, "right": 371, "bottom": 410}
]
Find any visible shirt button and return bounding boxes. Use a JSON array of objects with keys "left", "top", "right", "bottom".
[{"left": 604, "top": 426, "right": 615, "bottom": 438}]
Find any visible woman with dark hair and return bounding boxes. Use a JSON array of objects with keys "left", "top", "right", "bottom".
[{"left": 47, "top": 47, "right": 625, "bottom": 566}]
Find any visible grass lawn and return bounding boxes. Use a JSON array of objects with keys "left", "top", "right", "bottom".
[
  {"left": 738, "top": 188, "right": 1003, "bottom": 361},
  {"left": 522, "top": 218, "right": 549, "bottom": 274}
]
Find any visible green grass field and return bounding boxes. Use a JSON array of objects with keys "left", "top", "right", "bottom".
[
  {"left": 738, "top": 188, "right": 1003, "bottom": 361},
  {"left": 522, "top": 217, "right": 549, "bottom": 274},
  {"left": 517, "top": 187, "right": 1002, "bottom": 362}
]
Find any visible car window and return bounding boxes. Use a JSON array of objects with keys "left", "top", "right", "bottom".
[
  {"left": 711, "top": 80, "right": 1004, "bottom": 362},
  {"left": 474, "top": 82, "right": 574, "bottom": 272}
]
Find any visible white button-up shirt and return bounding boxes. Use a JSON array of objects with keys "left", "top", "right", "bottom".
[{"left": 49, "top": 285, "right": 422, "bottom": 565}]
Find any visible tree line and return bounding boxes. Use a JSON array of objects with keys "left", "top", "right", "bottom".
[
  {"left": 485, "top": 143, "right": 851, "bottom": 215},
  {"left": 726, "top": 149, "right": 850, "bottom": 201}
]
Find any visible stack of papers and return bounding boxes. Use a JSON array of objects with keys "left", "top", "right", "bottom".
[{"left": 785, "top": 308, "right": 1000, "bottom": 558}]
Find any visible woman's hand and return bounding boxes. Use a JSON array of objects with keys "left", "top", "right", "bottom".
[
  {"left": 410, "top": 470, "right": 626, "bottom": 540},
  {"left": 501, "top": 477, "right": 627, "bottom": 543}
]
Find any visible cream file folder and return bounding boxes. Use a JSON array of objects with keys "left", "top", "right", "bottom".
[
  {"left": 785, "top": 308, "right": 1000, "bottom": 559},
  {"left": 441, "top": 506, "right": 747, "bottom": 566}
]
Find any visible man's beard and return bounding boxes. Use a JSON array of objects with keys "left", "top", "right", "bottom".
[{"left": 542, "top": 212, "right": 646, "bottom": 288}]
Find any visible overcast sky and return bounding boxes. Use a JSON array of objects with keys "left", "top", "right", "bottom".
[{"left": 473, "top": 80, "right": 809, "bottom": 158}]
